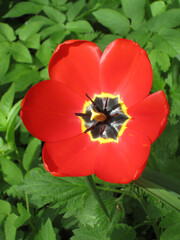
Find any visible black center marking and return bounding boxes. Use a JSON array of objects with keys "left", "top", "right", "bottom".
[{"left": 80, "top": 96, "right": 129, "bottom": 141}]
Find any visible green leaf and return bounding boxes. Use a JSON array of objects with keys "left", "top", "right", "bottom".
[
  {"left": 36, "top": 39, "right": 54, "bottom": 66},
  {"left": 14, "top": 203, "right": 31, "bottom": 228},
  {"left": 24, "top": 33, "right": 40, "bottom": 49},
  {"left": 40, "top": 23, "right": 65, "bottom": 40},
  {"left": 151, "top": 34, "right": 177, "bottom": 58},
  {"left": 66, "top": 20, "right": 94, "bottom": 33},
  {"left": 20, "top": 170, "right": 88, "bottom": 208},
  {"left": 34, "top": 218, "right": 56, "bottom": 240},
  {"left": 93, "top": 8, "right": 130, "bottom": 35},
  {"left": 18, "top": 22, "right": 42, "bottom": 41},
  {"left": 149, "top": 49, "right": 170, "bottom": 72},
  {"left": 43, "top": 6, "right": 66, "bottom": 23},
  {"left": 134, "top": 177, "right": 180, "bottom": 212},
  {"left": 71, "top": 225, "right": 109, "bottom": 240},
  {"left": 67, "top": 0, "right": 85, "bottom": 21},
  {"left": 128, "top": 27, "right": 151, "bottom": 48},
  {"left": 0, "top": 200, "right": 11, "bottom": 225},
  {"left": 0, "top": 53, "right": 11, "bottom": 78},
  {"left": 147, "top": 9, "right": 180, "bottom": 32},
  {"left": 23, "top": 137, "right": 41, "bottom": 171},
  {"left": 1, "top": 158, "right": 23, "bottom": 185},
  {"left": 14, "top": 70, "right": 41, "bottom": 92},
  {"left": 0, "top": 42, "right": 11, "bottom": 77},
  {"left": 0, "top": 84, "right": 15, "bottom": 117},
  {"left": 150, "top": 1, "right": 166, "bottom": 17},
  {"left": 11, "top": 42, "right": 32, "bottom": 63},
  {"left": 4, "top": 214, "right": 18, "bottom": 240},
  {"left": 159, "top": 29, "right": 180, "bottom": 59},
  {"left": 110, "top": 224, "right": 136, "bottom": 240},
  {"left": 160, "top": 224, "right": 180, "bottom": 240},
  {"left": 5, "top": 100, "right": 22, "bottom": 150},
  {"left": 3, "top": 2, "right": 43, "bottom": 18},
  {"left": 0, "top": 112, "right": 7, "bottom": 131},
  {"left": 0, "top": 23, "right": 16, "bottom": 41},
  {"left": 95, "top": 34, "right": 118, "bottom": 51},
  {"left": 122, "top": 0, "right": 146, "bottom": 29},
  {"left": 170, "top": 84, "right": 180, "bottom": 117},
  {"left": 160, "top": 210, "right": 180, "bottom": 229}
]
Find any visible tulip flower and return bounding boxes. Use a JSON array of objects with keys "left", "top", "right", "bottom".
[{"left": 20, "top": 39, "right": 169, "bottom": 184}]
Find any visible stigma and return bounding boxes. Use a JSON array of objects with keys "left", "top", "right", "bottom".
[{"left": 90, "top": 109, "right": 107, "bottom": 122}]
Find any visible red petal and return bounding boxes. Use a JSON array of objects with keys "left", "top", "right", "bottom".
[
  {"left": 127, "top": 91, "right": 169, "bottom": 143},
  {"left": 49, "top": 40, "right": 102, "bottom": 99},
  {"left": 95, "top": 128, "right": 151, "bottom": 184},
  {"left": 20, "top": 80, "right": 84, "bottom": 142},
  {"left": 100, "top": 39, "right": 153, "bottom": 107},
  {"left": 42, "top": 133, "right": 99, "bottom": 177}
]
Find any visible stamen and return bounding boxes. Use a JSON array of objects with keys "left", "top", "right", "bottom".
[
  {"left": 75, "top": 113, "right": 90, "bottom": 117},
  {"left": 84, "top": 122, "right": 98, "bottom": 133},
  {"left": 104, "top": 98, "right": 108, "bottom": 111},
  {"left": 85, "top": 93, "right": 101, "bottom": 112},
  {"left": 100, "top": 124, "right": 106, "bottom": 136}
]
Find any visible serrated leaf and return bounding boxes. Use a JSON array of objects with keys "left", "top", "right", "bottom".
[
  {"left": 122, "top": 0, "right": 146, "bottom": 29},
  {"left": 151, "top": 34, "right": 177, "bottom": 58},
  {"left": 11, "top": 42, "right": 32, "bottom": 63},
  {"left": 0, "top": 23, "right": 16, "bottom": 41},
  {"left": 14, "top": 203, "right": 31, "bottom": 228},
  {"left": 20, "top": 170, "right": 87, "bottom": 208},
  {"left": 67, "top": 0, "right": 85, "bottom": 21},
  {"left": 23, "top": 137, "right": 41, "bottom": 171},
  {"left": 1, "top": 158, "right": 23, "bottom": 185},
  {"left": 110, "top": 224, "right": 136, "bottom": 240},
  {"left": 66, "top": 20, "right": 93, "bottom": 33},
  {"left": 149, "top": 49, "right": 170, "bottom": 72},
  {"left": 34, "top": 218, "right": 56, "bottom": 240},
  {"left": 147, "top": 9, "right": 180, "bottom": 32},
  {"left": 71, "top": 225, "right": 109, "bottom": 240},
  {"left": 159, "top": 29, "right": 180, "bottom": 59},
  {"left": 4, "top": 214, "right": 18, "bottom": 240},
  {"left": 150, "top": 1, "right": 166, "bottom": 17},
  {"left": 93, "top": 8, "right": 130, "bottom": 35},
  {"left": 0, "top": 84, "right": 15, "bottom": 117},
  {"left": 3, "top": 2, "right": 43, "bottom": 18},
  {"left": 134, "top": 177, "right": 180, "bottom": 212},
  {"left": 43, "top": 6, "right": 66, "bottom": 23}
]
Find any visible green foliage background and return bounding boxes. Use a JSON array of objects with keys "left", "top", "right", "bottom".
[{"left": 0, "top": 0, "right": 180, "bottom": 239}]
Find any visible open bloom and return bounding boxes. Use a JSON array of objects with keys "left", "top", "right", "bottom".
[{"left": 20, "top": 39, "right": 169, "bottom": 184}]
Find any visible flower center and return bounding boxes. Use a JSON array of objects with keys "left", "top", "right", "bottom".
[{"left": 75, "top": 93, "right": 131, "bottom": 144}]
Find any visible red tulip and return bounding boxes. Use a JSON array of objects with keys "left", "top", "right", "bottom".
[{"left": 20, "top": 39, "right": 169, "bottom": 184}]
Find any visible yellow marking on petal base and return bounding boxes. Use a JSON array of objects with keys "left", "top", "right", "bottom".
[
  {"left": 90, "top": 109, "right": 107, "bottom": 122},
  {"left": 80, "top": 93, "right": 131, "bottom": 144}
]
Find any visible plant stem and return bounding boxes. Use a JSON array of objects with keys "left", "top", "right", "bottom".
[{"left": 84, "top": 175, "right": 111, "bottom": 221}]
